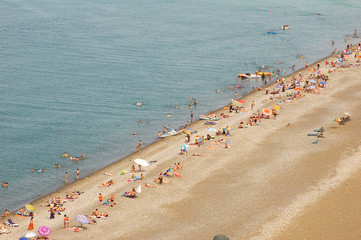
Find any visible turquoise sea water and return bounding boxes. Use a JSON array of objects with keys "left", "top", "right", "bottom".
[{"left": 1, "top": 0, "right": 360, "bottom": 212}]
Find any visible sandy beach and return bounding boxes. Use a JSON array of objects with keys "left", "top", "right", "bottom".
[{"left": 1, "top": 44, "right": 361, "bottom": 240}]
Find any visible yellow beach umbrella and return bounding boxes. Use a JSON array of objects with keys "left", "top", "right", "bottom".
[
  {"left": 26, "top": 204, "right": 35, "bottom": 212},
  {"left": 272, "top": 104, "right": 280, "bottom": 110}
]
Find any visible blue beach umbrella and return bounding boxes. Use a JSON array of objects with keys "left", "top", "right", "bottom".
[
  {"left": 309, "top": 79, "right": 316, "bottom": 84},
  {"left": 20, "top": 238, "right": 30, "bottom": 240},
  {"left": 308, "top": 85, "right": 316, "bottom": 89},
  {"left": 207, "top": 128, "right": 216, "bottom": 132},
  {"left": 320, "top": 81, "right": 327, "bottom": 85},
  {"left": 181, "top": 144, "right": 189, "bottom": 151}
]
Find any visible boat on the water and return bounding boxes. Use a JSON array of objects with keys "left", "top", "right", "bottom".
[{"left": 281, "top": 25, "right": 290, "bottom": 30}]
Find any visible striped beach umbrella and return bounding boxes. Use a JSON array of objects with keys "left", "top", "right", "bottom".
[{"left": 25, "top": 204, "right": 34, "bottom": 212}]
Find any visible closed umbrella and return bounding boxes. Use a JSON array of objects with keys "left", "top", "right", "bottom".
[
  {"left": 38, "top": 226, "right": 51, "bottom": 237},
  {"left": 134, "top": 159, "right": 149, "bottom": 167}
]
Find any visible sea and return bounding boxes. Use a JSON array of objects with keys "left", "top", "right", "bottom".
[{"left": 1, "top": 0, "right": 360, "bottom": 212}]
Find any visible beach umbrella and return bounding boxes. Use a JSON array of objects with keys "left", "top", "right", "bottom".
[
  {"left": 309, "top": 79, "right": 316, "bottom": 84},
  {"left": 231, "top": 99, "right": 242, "bottom": 107},
  {"left": 276, "top": 85, "right": 283, "bottom": 88},
  {"left": 207, "top": 128, "right": 216, "bottom": 132},
  {"left": 294, "top": 87, "right": 302, "bottom": 91},
  {"left": 319, "top": 81, "right": 327, "bottom": 85},
  {"left": 263, "top": 109, "right": 271, "bottom": 115},
  {"left": 272, "top": 105, "right": 280, "bottom": 110},
  {"left": 181, "top": 144, "right": 189, "bottom": 151},
  {"left": 197, "top": 137, "right": 204, "bottom": 142},
  {"left": 25, "top": 204, "right": 34, "bottom": 212},
  {"left": 76, "top": 215, "right": 90, "bottom": 228},
  {"left": 225, "top": 141, "right": 230, "bottom": 144},
  {"left": 237, "top": 100, "right": 245, "bottom": 103},
  {"left": 38, "top": 226, "right": 51, "bottom": 237},
  {"left": 20, "top": 237, "right": 30, "bottom": 240},
  {"left": 308, "top": 85, "right": 316, "bottom": 89},
  {"left": 23, "top": 231, "right": 37, "bottom": 238},
  {"left": 134, "top": 159, "right": 150, "bottom": 167},
  {"left": 344, "top": 112, "right": 351, "bottom": 116}
]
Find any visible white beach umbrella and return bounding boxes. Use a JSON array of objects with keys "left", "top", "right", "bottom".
[
  {"left": 24, "top": 231, "right": 37, "bottom": 238},
  {"left": 134, "top": 159, "right": 150, "bottom": 167}
]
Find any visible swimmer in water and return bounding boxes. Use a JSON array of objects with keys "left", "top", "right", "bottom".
[
  {"left": 81, "top": 153, "right": 85, "bottom": 160},
  {"left": 216, "top": 89, "right": 220, "bottom": 92},
  {"left": 132, "top": 132, "right": 137, "bottom": 136},
  {"left": 54, "top": 164, "right": 61, "bottom": 168}
]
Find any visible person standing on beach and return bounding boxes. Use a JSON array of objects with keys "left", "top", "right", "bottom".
[
  {"left": 332, "top": 40, "right": 334, "bottom": 47},
  {"left": 99, "top": 193, "right": 103, "bottom": 205},
  {"left": 65, "top": 172, "right": 68, "bottom": 183},
  {"left": 76, "top": 169, "right": 80, "bottom": 179},
  {"left": 158, "top": 173, "right": 163, "bottom": 185},
  {"left": 64, "top": 215, "right": 69, "bottom": 228},
  {"left": 190, "top": 111, "right": 193, "bottom": 122},
  {"left": 157, "top": 132, "right": 161, "bottom": 143},
  {"left": 28, "top": 216, "right": 34, "bottom": 230},
  {"left": 251, "top": 101, "right": 255, "bottom": 110},
  {"left": 136, "top": 140, "right": 142, "bottom": 151},
  {"left": 235, "top": 92, "right": 238, "bottom": 99},
  {"left": 305, "top": 62, "right": 308, "bottom": 68}
]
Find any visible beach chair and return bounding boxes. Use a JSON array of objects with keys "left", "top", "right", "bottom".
[
  {"left": 307, "top": 133, "right": 318, "bottom": 136},
  {"left": 313, "top": 127, "right": 325, "bottom": 132},
  {"left": 312, "top": 139, "right": 319, "bottom": 144},
  {"left": 6, "top": 219, "right": 19, "bottom": 227}
]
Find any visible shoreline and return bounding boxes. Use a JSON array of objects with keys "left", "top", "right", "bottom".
[
  {"left": 1, "top": 41, "right": 360, "bottom": 239},
  {"left": 3, "top": 45, "right": 353, "bottom": 214}
]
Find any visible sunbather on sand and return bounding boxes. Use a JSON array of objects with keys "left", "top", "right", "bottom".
[
  {"left": 101, "top": 172, "right": 112, "bottom": 176},
  {"left": 145, "top": 183, "right": 156, "bottom": 188},
  {"left": 1, "top": 210, "right": 10, "bottom": 218},
  {"left": 123, "top": 188, "right": 137, "bottom": 198},
  {"left": 193, "top": 153, "right": 203, "bottom": 156}
]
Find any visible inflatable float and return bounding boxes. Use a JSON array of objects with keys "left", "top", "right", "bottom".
[
  {"left": 268, "top": 30, "right": 276, "bottom": 34},
  {"left": 159, "top": 130, "right": 182, "bottom": 138}
]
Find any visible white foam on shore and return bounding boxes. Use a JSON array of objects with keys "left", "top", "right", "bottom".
[{"left": 251, "top": 145, "right": 361, "bottom": 240}]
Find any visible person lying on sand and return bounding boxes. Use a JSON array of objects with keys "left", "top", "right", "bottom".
[
  {"left": 101, "top": 172, "right": 112, "bottom": 176},
  {"left": 154, "top": 178, "right": 169, "bottom": 184},
  {"left": 1, "top": 210, "right": 10, "bottom": 218},
  {"left": 122, "top": 188, "right": 137, "bottom": 198},
  {"left": 193, "top": 153, "right": 203, "bottom": 156},
  {"left": 99, "top": 179, "right": 115, "bottom": 187},
  {"left": 145, "top": 183, "right": 156, "bottom": 188}
]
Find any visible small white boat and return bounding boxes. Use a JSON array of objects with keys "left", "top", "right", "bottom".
[
  {"left": 159, "top": 130, "right": 182, "bottom": 138},
  {"left": 281, "top": 25, "right": 290, "bottom": 30}
]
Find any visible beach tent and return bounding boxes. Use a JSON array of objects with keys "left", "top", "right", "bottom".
[{"left": 213, "top": 235, "right": 229, "bottom": 240}]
